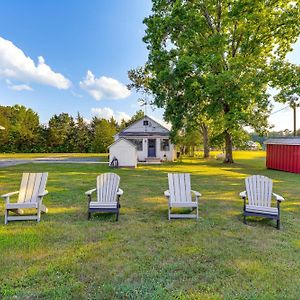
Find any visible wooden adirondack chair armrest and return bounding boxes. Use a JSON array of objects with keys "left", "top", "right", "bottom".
[
  {"left": 240, "top": 191, "right": 247, "bottom": 199},
  {"left": 1, "top": 191, "right": 19, "bottom": 204},
  {"left": 38, "top": 190, "right": 48, "bottom": 197},
  {"left": 191, "top": 190, "right": 201, "bottom": 198},
  {"left": 273, "top": 193, "right": 285, "bottom": 202},
  {"left": 85, "top": 188, "right": 96, "bottom": 196},
  {"left": 191, "top": 190, "right": 201, "bottom": 202},
  {"left": 117, "top": 188, "right": 123, "bottom": 196},
  {"left": 1, "top": 191, "right": 19, "bottom": 198},
  {"left": 164, "top": 190, "right": 170, "bottom": 198}
]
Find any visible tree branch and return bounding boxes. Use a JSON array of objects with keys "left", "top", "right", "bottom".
[
  {"left": 201, "top": 5, "right": 215, "bottom": 33},
  {"left": 217, "top": 0, "right": 222, "bottom": 32}
]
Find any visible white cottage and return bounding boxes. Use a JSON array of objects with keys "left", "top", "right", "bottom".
[{"left": 112, "top": 115, "right": 176, "bottom": 163}]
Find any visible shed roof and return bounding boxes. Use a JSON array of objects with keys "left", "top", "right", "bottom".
[
  {"left": 264, "top": 138, "right": 300, "bottom": 145},
  {"left": 108, "top": 138, "right": 137, "bottom": 149}
]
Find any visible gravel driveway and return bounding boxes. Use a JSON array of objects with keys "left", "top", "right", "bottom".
[{"left": 0, "top": 157, "right": 108, "bottom": 167}]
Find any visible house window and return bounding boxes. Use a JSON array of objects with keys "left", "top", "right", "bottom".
[
  {"left": 160, "top": 139, "right": 170, "bottom": 151},
  {"left": 128, "top": 139, "right": 143, "bottom": 151},
  {"left": 143, "top": 120, "right": 149, "bottom": 126}
]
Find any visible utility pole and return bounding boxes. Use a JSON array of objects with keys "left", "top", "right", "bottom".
[
  {"left": 293, "top": 103, "right": 297, "bottom": 136},
  {"left": 292, "top": 102, "right": 296, "bottom": 136},
  {"left": 289, "top": 95, "right": 299, "bottom": 137}
]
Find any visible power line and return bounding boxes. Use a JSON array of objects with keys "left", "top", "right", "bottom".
[{"left": 270, "top": 105, "right": 290, "bottom": 115}]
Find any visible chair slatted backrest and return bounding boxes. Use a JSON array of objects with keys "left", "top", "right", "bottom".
[
  {"left": 168, "top": 173, "right": 192, "bottom": 203},
  {"left": 97, "top": 173, "right": 120, "bottom": 203},
  {"left": 245, "top": 175, "right": 273, "bottom": 207},
  {"left": 18, "top": 173, "right": 48, "bottom": 203}
]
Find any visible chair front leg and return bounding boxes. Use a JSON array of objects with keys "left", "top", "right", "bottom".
[
  {"left": 4, "top": 208, "right": 8, "bottom": 225},
  {"left": 243, "top": 196, "right": 247, "bottom": 224},
  {"left": 196, "top": 196, "right": 199, "bottom": 220},
  {"left": 87, "top": 195, "right": 92, "bottom": 220},
  {"left": 4, "top": 196, "right": 9, "bottom": 225},
  {"left": 4, "top": 196, "right": 10, "bottom": 205},
  {"left": 168, "top": 200, "right": 171, "bottom": 221},
  {"left": 277, "top": 200, "right": 281, "bottom": 230},
  {"left": 116, "top": 195, "right": 121, "bottom": 221},
  {"left": 37, "top": 202, "right": 42, "bottom": 222}
]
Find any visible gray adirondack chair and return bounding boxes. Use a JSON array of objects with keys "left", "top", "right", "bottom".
[
  {"left": 240, "top": 175, "right": 284, "bottom": 229},
  {"left": 85, "top": 173, "right": 123, "bottom": 221},
  {"left": 2, "top": 173, "right": 48, "bottom": 224},
  {"left": 164, "top": 173, "right": 201, "bottom": 220}
]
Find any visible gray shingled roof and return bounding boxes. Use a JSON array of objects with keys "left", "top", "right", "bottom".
[
  {"left": 264, "top": 138, "right": 300, "bottom": 145},
  {"left": 116, "top": 115, "right": 170, "bottom": 137},
  {"left": 119, "top": 132, "right": 169, "bottom": 137}
]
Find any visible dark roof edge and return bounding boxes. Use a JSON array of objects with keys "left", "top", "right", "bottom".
[{"left": 117, "top": 115, "right": 170, "bottom": 136}]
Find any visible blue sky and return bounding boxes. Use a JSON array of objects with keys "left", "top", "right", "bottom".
[{"left": 0, "top": 0, "right": 299, "bottom": 131}]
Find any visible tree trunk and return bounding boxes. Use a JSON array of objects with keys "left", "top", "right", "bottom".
[
  {"left": 201, "top": 123, "right": 210, "bottom": 158},
  {"left": 200, "top": 123, "right": 210, "bottom": 158},
  {"left": 224, "top": 130, "right": 234, "bottom": 163}
]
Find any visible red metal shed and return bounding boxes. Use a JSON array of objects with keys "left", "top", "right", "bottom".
[{"left": 265, "top": 138, "right": 300, "bottom": 174}]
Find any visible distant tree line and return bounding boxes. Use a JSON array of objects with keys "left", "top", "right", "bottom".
[
  {"left": 0, "top": 104, "right": 297, "bottom": 154},
  {"left": 0, "top": 105, "right": 144, "bottom": 153},
  {"left": 250, "top": 129, "right": 300, "bottom": 147}
]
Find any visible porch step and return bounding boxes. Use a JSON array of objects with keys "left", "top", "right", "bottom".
[{"left": 145, "top": 157, "right": 161, "bottom": 163}]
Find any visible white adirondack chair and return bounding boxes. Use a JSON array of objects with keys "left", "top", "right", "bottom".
[
  {"left": 2, "top": 173, "right": 48, "bottom": 224},
  {"left": 85, "top": 173, "right": 123, "bottom": 221},
  {"left": 240, "top": 175, "right": 284, "bottom": 229},
  {"left": 164, "top": 173, "right": 201, "bottom": 220}
]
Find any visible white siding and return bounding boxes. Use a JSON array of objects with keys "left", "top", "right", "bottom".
[
  {"left": 109, "top": 139, "right": 137, "bottom": 168},
  {"left": 157, "top": 139, "right": 176, "bottom": 161},
  {"left": 122, "top": 116, "right": 169, "bottom": 134},
  {"left": 127, "top": 137, "right": 176, "bottom": 161}
]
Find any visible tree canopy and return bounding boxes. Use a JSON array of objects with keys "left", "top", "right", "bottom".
[
  {"left": 0, "top": 105, "right": 146, "bottom": 153},
  {"left": 130, "top": 0, "right": 300, "bottom": 162}
]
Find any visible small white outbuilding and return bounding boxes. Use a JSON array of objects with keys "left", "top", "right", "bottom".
[{"left": 108, "top": 138, "right": 137, "bottom": 168}]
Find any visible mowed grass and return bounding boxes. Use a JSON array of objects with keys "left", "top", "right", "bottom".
[{"left": 0, "top": 151, "right": 299, "bottom": 299}]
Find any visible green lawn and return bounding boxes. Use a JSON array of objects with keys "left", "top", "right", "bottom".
[{"left": 0, "top": 151, "right": 299, "bottom": 299}]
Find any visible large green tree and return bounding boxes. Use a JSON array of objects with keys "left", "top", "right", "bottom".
[
  {"left": 91, "top": 117, "right": 116, "bottom": 153},
  {"left": 0, "top": 105, "right": 42, "bottom": 152},
  {"left": 47, "top": 113, "right": 74, "bottom": 152},
  {"left": 137, "top": 0, "right": 300, "bottom": 162},
  {"left": 72, "top": 113, "right": 91, "bottom": 152}
]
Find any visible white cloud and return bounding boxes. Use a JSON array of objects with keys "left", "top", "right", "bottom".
[
  {"left": 6, "top": 79, "right": 32, "bottom": 91},
  {"left": 91, "top": 107, "right": 130, "bottom": 123},
  {"left": 0, "top": 36, "right": 71, "bottom": 89},
  {"left": 80, "top": 70, "right": 130, "bottom": 100}
]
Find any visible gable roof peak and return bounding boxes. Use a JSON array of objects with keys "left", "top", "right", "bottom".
[{"left": 118, "top": 114, "right": 170, "bottom": 134}]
